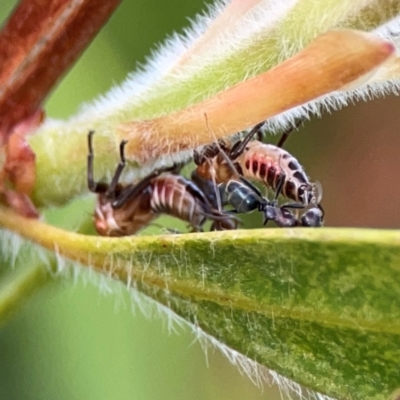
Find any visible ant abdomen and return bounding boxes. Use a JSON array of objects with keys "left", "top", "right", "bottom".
[{"left": 220, "top": 180, "right": 261, "bottom": 214}]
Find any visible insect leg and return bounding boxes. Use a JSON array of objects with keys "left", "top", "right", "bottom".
[
  {"left": 229, "top": 122, "right": 265, "bottom": 160},
  {"left": 106, "top": 139, "right": 128, "bottom": 199},
  {"left": 87, "top": 131, "right": 109, "bottom": 193},
  {"left": 276, "top": 118, "right": 304, "bottom": 148},
  {"left": 87, "top": 131, "right": 97, "bottom": 192},
  {"left": 280, "top": 202, "right": 305, "bottom": 210},
  {"left": 237, "top": 176, "right": 264, "bottom": 198},
  {"left": 272, "top": 173, "right": 286, "bottom": 202},
  {"left": 262, "top": 174, "right": 285, "bottom": 225}
]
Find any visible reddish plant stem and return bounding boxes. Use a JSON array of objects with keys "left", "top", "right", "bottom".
[{"left": 0, "top": 0, "right": 121, "bottom": 140}]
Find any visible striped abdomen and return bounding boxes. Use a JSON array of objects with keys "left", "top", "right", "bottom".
[
  {"left": 236, "top": 141, "right": 314, "bottom": 204},
  {"left": 150, "top": 175, "right": 209, "bottom": 231}
]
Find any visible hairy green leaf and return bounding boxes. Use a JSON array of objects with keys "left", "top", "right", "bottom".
[{"left": 0, "top": 207, "right": 398, "bottom": 400}]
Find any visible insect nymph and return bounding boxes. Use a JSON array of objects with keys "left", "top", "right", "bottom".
[
  {"left": 87, "top": 131, "right": 237, "bottom": 236},
  {"left": 212, "top": 143, "right": 324, "bottom": 227}
]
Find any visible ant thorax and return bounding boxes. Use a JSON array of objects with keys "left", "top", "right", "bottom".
[{"left": 94, "top": 187, "right": 156, "bottom": 236}]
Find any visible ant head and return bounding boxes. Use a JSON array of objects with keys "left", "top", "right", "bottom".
[{"left": 300, "top": 207, "right": 324, "bottom": 227}]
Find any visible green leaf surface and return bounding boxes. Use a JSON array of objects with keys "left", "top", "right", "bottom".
[{"left": 0, "top": 207, "right": 398, "bottom": 400}]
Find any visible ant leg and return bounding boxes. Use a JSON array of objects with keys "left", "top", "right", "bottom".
[
  {"left": 261, "top": 175, "right": 285, "bottom": 225},
  {"left": 229, "top": 121, "right": 265, "bottom": 160},
  {"left": 223, "top": 209, "right": 239, "bottom": 214},
  {"left": 280, "top": 202, "right": 305, "bottom": 210},
  {"left": 276, "top": 118, "right": 304, "bottom": 148},
  {"left": 106, "top": 140, "right": 128, "bottom": 199},
  {"left": 279, "top": 201, "right": 305, "bottom": 224}
]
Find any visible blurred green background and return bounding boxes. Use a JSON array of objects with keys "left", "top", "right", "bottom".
[{"left": 1, "top": 1, "right": 400, "bottom": 399}]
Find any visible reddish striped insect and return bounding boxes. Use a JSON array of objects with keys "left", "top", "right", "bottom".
[
  {"left": 193, "top": 120, "right": 324, "bottom": 221},
  {"left": 196, "top": 132, "right": 324, "bottom": 228},
  {"left": 87, "top": 131, "right": 237, "bottom": 236}
]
